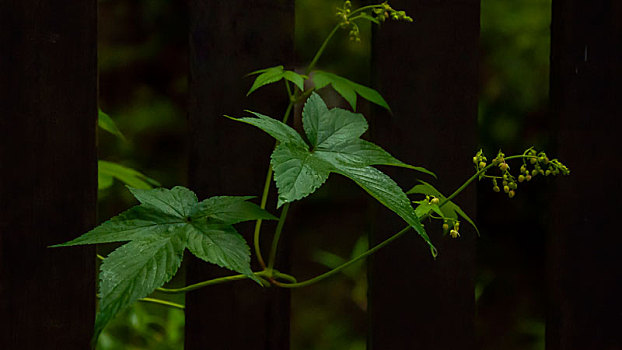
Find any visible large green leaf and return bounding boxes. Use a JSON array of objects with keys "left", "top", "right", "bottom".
[
  {"left": 407, "top": 180, "right": 479, "bottom": 236},
  {"left": 98, "top": 160, "right": 161, "bottom": 190},
  {"left": 51, "top": 186, "right": 275, "bottom": 342},
  {"left": 230, "top": 92, "right": 435, "bottom": 254},
  {"left": 246, "top": 65, "right": 306, "bottom": 95},
  {"left": 312, "top": 71, "right": 391, "bottom": 112}
]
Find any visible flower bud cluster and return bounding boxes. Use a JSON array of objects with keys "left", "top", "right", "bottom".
[
  {"left": 372, "top": 3, "right": 413, "bottom": 22},
  {"left": 474, "top": 148, "right": 569, "bottom": 199},
  {"left": 522, "top": 148, "right": 570, "bottom": 178},
  {"left": 337, "top": 1, "right": 413, "bottom": 43},
  {"left": 443, "top": 220, "right": 460, "bottom": 238}
]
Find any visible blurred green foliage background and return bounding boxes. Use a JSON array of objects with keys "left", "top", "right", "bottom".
[{"left": 96, "top": 0, "right": 552, "bottom": 349}]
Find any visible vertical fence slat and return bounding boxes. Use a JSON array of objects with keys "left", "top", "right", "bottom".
[
  {"left": 186, "top": 1, "right": 294, "bottom": 349},
  {"left": 547, "top": 1, "right": 622, "bottom": 349},
  {"left": 369, "top": 1, "right": 480, "bottom": 349},
  {"left": 0, "top": 0, "right": 97, "bottom": 348}
]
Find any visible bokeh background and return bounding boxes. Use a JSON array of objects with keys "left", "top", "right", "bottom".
[{"left": 96, "top": 0, "right": 553, "bottom": 349}]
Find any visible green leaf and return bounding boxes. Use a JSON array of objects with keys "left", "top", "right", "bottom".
[
  {"left": 414, "top": 201, "right": 444, "bottom": 218},
  {"left": 95, "top": 234, "right": 186, "bottom": 342},
  {"left": 334, "top": 165, "right": 434, "bottom": 254},
  {"left": 312, "top": 71, "right": 391, "bottom": 112},
  {"left": 196, "top": 196, "right": 278, "bottom": 224},
  {"left": 246, "top": 65, "right": 306, "bottom": 95},
  {"left": 98, "top": 109, "right": 126, "bottom": 141},
  {"left": 283, "top": 70, "right": 305, "bottom": 91},
  {"left": 305, "top": 103, "right": 368, "bottom": 149},
  {"left": 129, "top": 186, "right": 198, "bottom": 218},
  {"left": 98, "top": 160, "right": 161, "bottom": 190},
  {"left": 408, "top": 180, "right": 479, "bottom": 235},
  {"left": 271, "top": 143, "right": 331, "bottom": 207},
  {"left": 51, "top": 186, "right": 275, "bottom": 342},
  {"left": 234, "top": 93, "right": 435, "bottom": 254},
  {"left": 185, "top": 224, "right": 258, "bottom": 282},
  {"left": 225, "top": 112, "right": 307, "bottom": 148}
]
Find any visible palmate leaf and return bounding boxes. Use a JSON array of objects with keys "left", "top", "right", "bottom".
[
  {"left": 246, "top": 65, "right": 306, "bottom": 96},
  {"left": 407, "top": 180, "right": 479, "bottom": 236},
  {"left": 228, "top": 92, "right": 436, "bottom": 255},
  {"left": 312, "top": 70, "right": 391, "bottom": 112},
  {"left": 51, "top": 186, "right": 276, "bottom": 343}
]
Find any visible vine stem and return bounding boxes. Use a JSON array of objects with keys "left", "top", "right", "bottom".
[
  {"left": 139, "top": 297, "right": 185, "bottom": 310},
  {"left": 273, "top": 225, "right": 412, "bottom": 288},
  {"left": 157, "top": 272, "right": 266, "bottom": 294},
  {"left": 267, "top": 202, "right": 290, "bottom": 271},
  {"left": 306, "top": 25, "right": 340, "bottom": 74},
  {"left": 155, "top": 270, "right": 297, "bottom": 294},
  {"left": 252, "top": 101, "right": 294, "bottom": 269},
  {"left": 273, "top": 155, "right": 535, "bottom": 289}
]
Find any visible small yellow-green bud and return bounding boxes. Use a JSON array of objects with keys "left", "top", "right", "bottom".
[
  {"left": 499, "top": 162, "right": 509, "bottom": 172},
  {"left": 503, "top": 185, "right": 510, "bottom": 193},
  {"left": 449, "top": 229, "right": 460, "bottom": 238},
  {"left": 508, "top": 190, "right": 515, "bottom": 198},
  {"left": 431, "top": 197, "right": 440, "bottom": 205},
  {"left": 518, "top": 175, "right": 525, "bottom": 182}
]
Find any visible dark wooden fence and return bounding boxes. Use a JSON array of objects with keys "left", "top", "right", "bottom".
[
  {"left": 0, "top": 1, "right": 97, "bottom": 349},
  {"left": 1, "top": 0, "right": 620, "bottom": 349}
]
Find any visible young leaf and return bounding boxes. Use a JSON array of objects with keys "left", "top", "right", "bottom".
[
  {"left": 246, "top": 65, "right": 306, "bottom": 95},
  {"left": 312, "top": 71, "right": 391, "bottom": 112},
  {"left": 98, "top": 160, "right": 161, "bottom": 190},
  {"left": 408, "top": 180, "right": 479, "bottom": 235},
  {"left": 98, "top": 109, "right": 126, "bottom": 141},
  {"left": 51, "top": 186, "right": 275, "bottom": 342},
  {"left": 229, "top": 92, "right": 436, "bottom": 254}
]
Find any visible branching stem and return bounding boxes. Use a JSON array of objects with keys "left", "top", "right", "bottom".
[
  {"left": 252, "top": 101, "right": 295, "bottom": 269},
  {"left": 267, "top": 202, "right": 290, "bottom": 271},
  {"left": 273, "top": 155, "right": 534, "bottom": 288}
]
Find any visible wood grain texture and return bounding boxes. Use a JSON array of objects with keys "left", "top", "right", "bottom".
[
  {"left": 547, "top": 1, "right": 622, "bottom": 349},
  {"left": 369, "top": 1, "right": 480, "bottom": 349},
  {"left": 186, "top": 1, "right": 295, "bottom": 349},
  {"left": 0, "top": 0, "right": 97, "bottom": 348}
]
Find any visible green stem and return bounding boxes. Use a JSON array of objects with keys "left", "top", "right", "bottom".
[
  {"left": 274, "top": 155, "right": 535, "bottom": 289},
  {"left": 267, "top": 202, "right": 290, "bottom": 271},
  {"left": 306, "top": 25, "right": 340, "bottom": 74},
  {"left": 252, "top": 101, "right": 295, "bottom": 268},
  {"left": 157, "top": 272, "right": 267, "bottom": 294},
  {"left": 348, "top": 4, "right": 383, "bottom": 17},
  {"left": 139, "top": 297, "right": 185, "bottom": 310},
  {"left": 274, "top": 225, "right": 412, "bottom": 288}
]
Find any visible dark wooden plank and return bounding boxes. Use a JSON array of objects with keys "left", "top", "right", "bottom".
[
  {"left": 186, "top": 1, "right": 295, "bottom": 349},
  {"left": 369, "top": 1, "right": 480, "bottom": 349},
  {"left": 547, "top": 1, "right": 622, "bottom": 349},
  {"left": 0, "top": 0, "right": 97, "bottom": 348}
]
